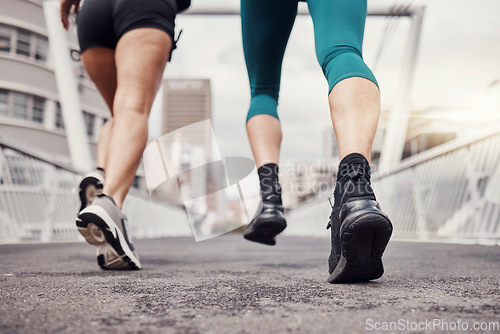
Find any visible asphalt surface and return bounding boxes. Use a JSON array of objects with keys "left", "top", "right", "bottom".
[{"left": 0, "top": 236, "right": 499, "bottom": 334}]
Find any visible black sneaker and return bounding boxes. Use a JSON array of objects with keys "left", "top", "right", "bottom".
[
  {"left": 76, "top": 194, "right": 141, "bottom": 270},
  {"left": 243, "top": 195, "right": 287, "bottom": 246},
  {"left": 327, "top": 156, "right": 392, "bottom": 283},
  {"left": 328, "top": 199, "right": 392, "bottom": 283},
  {"left": 78, "top": 170, "right": 105, "bottom": 213}
]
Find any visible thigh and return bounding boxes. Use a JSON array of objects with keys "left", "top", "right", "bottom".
[
  {"left": 307, "top": 0, "right": 367, "bottom": 61},
  {"left": 241, "top": 0, "right": 299, "bottom": 99},
  {"left": 113, "top": 28, "right": 172, "bottom": 116},
  {"left": 81, "top": 48, "right": 117, "bottom": 112},
  {"left": 113, "top": 0, "right": 177, "bottom": 53}
]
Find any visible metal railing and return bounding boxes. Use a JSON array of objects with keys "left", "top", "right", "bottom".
[
  {"left": 373, "top": 128, "right": 500, "bottom": 244},
  {"left": 285, "top": 129, "right": 500, "bottom": 245},
  {"left": 0, "top": 134, "right": 191, "bottom": 244}
]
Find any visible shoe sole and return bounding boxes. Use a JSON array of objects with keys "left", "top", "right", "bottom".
[
  {"left": 328, "top": 211, "right": 392, "bottom": 283},
  {"left": 243, "top": 216, "right": 287, "bottom": 246},
  {"left": 78, "top": 172, "right": 104, "bottom": 212},
  {"left": 77, "top": 206, "right": 141, "bottom": 270}
]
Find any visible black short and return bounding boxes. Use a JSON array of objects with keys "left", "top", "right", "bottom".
[{"left": 77, "top": 0, "right": 178, "bottom": 54}]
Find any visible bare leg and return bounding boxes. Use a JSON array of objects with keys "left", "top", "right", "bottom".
[
  {"left": 244, "top": 113, "right": 287, "bottom": 246},
  {"left": 329, "top": 77, "right": 380, "bottom": 162},
  {"left": 246, "top": 115, "right": 282, "bottom": 168},
  {"left": 81, "top": 48, "right": 117, "bottom": 170},
  {"left": 103, "top": 28, "right": 172, "bottom": 208},
  {"left": 81, "top": 48, "right": 117, "bottom": 110},
  {"left": 96, "top": 119, "right": 113, "bottom": 169}
]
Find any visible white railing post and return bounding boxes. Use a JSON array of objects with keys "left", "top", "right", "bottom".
[
  {"left": 43, "top": 0, "right": 93, "bottom": 172},
  {"left": 379, "top": 7, "right": 425, "bottom": 168}
]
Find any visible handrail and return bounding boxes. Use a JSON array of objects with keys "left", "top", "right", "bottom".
[
  {"left": 373, "top": 127, "right": 500, "bottom": 180},
  {"left": 285, "top": 128, "right": 500, "bottom": 244},
  {"left": 0, "top": 133, "right": 81, "bottom": 174},
  {"left": 0, "top": 133, "right": 191, "bottom": 243},
  {"left": 183, "top": 3, "right": 425, "bottom": 17}
]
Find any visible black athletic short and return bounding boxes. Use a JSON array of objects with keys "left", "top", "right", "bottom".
[{"left": 77, "top": 0, "right": 188, "bottom": 55}]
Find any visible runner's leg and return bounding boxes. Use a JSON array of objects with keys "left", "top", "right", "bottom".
[
  {"left": 242, "top": 0, "right": 299, "bottom": 168},
  {"left": 307, "top": 0, "right": 379, "bottom": 161},
  {"left": 81, "top": 48, "right": 116, "bottom": 170},
  {"left": 102, "top": 28, "right": 172, "bottom": 208}
]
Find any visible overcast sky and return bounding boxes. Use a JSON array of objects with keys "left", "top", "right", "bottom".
[{"left": 149, "top": 0, "right": 500, "bottom": 163}]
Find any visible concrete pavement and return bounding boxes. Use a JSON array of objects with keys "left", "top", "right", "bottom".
[{"left": 1, "top": 236, "right": 499, "bottom": 333}]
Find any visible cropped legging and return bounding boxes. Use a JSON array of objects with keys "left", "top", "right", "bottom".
[{"left": 242, "top": 0, "right": 378, "bottom": 122}]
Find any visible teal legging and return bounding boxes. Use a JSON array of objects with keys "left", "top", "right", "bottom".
[{"left": 242, "top": 0, "right": 378, "bottom": 122}]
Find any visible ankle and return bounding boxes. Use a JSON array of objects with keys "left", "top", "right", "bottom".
[
  {"left": 332, "top": 153, "right": 375, "bottom": 211},
  {"left": 100, "top": 192, "right": 123, "bottom": 209},
  {"left": 337, "top": 153, "right": 371, "bottom": 183},
  {"left": 258, "top": 163, "right": 282, "bottom": 204},
  {"left": 262, "top": 192, "right": 282, "bottom": 205}
]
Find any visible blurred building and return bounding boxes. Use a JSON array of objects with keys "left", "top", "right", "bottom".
[
  {"left": 402, "top": 107, "right": 500, "bottom": 159},
  {"left": 159, "top": 78, "right": 213, "bottom": 185},
  {"left": 158, "top": 78, "right": 238, "bottom": 238},
  {"left": 157, "top": 79, "right": 219, "bottom": 225},
  {"left": 0, "top": 0, "right": 108, "bottom": 164},
  {"left": 403, "top": 109, "right": 458, "bottom": 159},
  {"left": 162, "top": 79, "right": 212, "bottom": 152}
]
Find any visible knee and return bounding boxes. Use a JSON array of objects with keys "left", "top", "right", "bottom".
[
  {"left": 319, "top": 45, "right": 362, "bottom": 76},
  {"left": 319, "top": 45, "right": 377, "bottom": 93},
  {"left": 112, "top": 108, "right": 149, "bottom": 128},
  {"left": 113, "top": 89, "right": 152, "bottom": 118}
]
